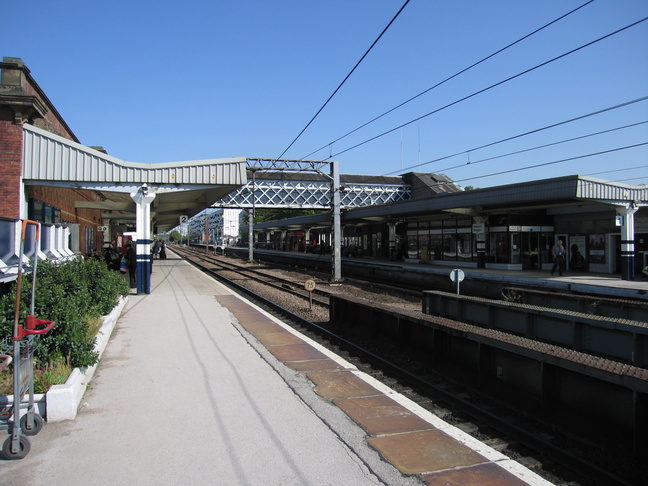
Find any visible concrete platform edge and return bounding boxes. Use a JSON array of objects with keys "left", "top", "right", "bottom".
[
  {"left": 45, "top": 295, "right": 129, "bottom": 422},
  {"left": 222, "top": 290, "right": 553, "bottom": 486}
]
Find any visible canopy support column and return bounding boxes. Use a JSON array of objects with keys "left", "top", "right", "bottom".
[
  {"left": 248, "top": 169, "right": 256, "bottom": 263},
  {"left": 387, "top": 222, "right": 398, "bottom": 261},
  {"left": 616, "top": 204, "right": 639, "bottom": 281},
  {"left": 131, "top": 186, "right": 156, "bottom": 294},
  {"left": 331, "top": 160, "right": 342, "bottom": 283}
]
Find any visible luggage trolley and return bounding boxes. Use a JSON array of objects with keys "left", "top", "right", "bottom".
[{"left": 1, "top": 220, "right": 55, "bottom": 459}]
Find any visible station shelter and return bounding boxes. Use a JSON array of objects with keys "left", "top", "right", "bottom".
[{"left": 252, "top": 175, "right": 648, "bottom": 281}]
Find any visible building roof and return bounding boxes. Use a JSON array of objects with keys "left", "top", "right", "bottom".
[
  {"left": 21, "top": 124, "right": 248, "bottom": 232},
  {"left": 254, "top": 175, "right": 648, "bottom": 230}
]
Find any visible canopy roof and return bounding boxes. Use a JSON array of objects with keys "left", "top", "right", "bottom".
[{"left": 22, "top": 124, "right": 248, "bottom": 232}]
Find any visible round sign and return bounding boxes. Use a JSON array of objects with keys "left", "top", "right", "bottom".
[
  {"left": 304, "top": 279, "right": 317, "bottom": 292},
  {"left": 449, "top": 269, "right": 465, "bottom": 283}
]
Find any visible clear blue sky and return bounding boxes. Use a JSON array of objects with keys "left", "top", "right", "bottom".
[{"left": 2, "top": 0, "right": 647, "bottom": 188}]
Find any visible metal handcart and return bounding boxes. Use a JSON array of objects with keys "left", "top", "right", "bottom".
[{"left": 1, "top": 220, "right": 55, "bottom": 460}]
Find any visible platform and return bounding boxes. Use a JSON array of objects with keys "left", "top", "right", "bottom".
[
  {"left": 0, "top": 251, "right": 552, "bottom": 485},
  {"left": 229, "top": 246, "right": 648, "bottom": 302}
]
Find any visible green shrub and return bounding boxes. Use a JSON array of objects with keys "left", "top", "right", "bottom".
[{"left": 0, "top": 257, "right": 129, "bottom": 369}]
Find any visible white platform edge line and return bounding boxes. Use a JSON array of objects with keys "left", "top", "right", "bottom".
[{"left": 220, "top": 285, "right": 554, "bottom": 486}]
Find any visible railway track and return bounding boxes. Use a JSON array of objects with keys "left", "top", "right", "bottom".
[
  {"left": 173, "top": 245, "right": 638, "bottom": 486},
  {"left": 178, "top": 247, "right": 331, "bottom": 308}
]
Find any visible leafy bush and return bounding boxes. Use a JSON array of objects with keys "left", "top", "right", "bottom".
[{"left": 0, "top": 257, "right": 128, "bottom": 369}]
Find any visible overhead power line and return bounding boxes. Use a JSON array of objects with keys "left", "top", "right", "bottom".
[
  {"left": 438, "top": 120, "right": 648, "bottom": 173},
  {"left": 275, "top": 0, "right": 411, "bottom": 160},
  {"left": 587, "top": 164, "right": 648, "bottom": 177},
  {"left": 327, "top": 16, "right": 648, "bottom": 162},
  {"left": 612, "top": 176, "right": 648, "bottom": 184},
  {"left": 301, "top": 0, "right": 595, "bottom": 160},
  {"left": 452, "top": 142, "right": 648, "bottom": 184},
  {"left": 385, "top": 96, "right": 648, "bottom": 175}
]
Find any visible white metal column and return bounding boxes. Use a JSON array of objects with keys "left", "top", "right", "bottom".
[
  {"left": 616, "top": 204, "right": 639, "bottom": 280},
  {"left": 131, "top": 186, "right": 156, "bottom": 294},
  {"left": 331, "top": 160, "right": 342, "bottom": 283}
]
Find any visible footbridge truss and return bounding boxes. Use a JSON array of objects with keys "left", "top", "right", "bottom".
[{"left": 213, "top": 158, "right": 411, "bottom": 210}]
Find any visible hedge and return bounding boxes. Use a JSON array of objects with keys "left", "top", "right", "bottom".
[{"left": 0, "top": 258, "right": 129, "bottom": 368}]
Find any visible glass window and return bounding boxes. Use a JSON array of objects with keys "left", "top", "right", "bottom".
[
  {"left": 44, "top": 204, "right": 54, "bottom": 224},
  {"left": 489, "top": 232, "right": 510, "bottom": 263},
  {"left": 540, "top": 234, "right": 553, "bottom": 265},
  {"left": 457, "top": 233, "right": 474, "bottom": 260},
  {"left": 28, "top": 199, "right": 43, "bottom": 222},
  {"left": 511, "top": 233, "right": 521, "bottom": 264},
  {"left": 429, "top": 219, "right": 443, "bottom": 229},
  {"left": 443, "top": 233, "right": 457, "bottom": 259},
  {"left": 418, "top": 233, "right": 429, "bottom": 262},
  {"left": 407, "top": 233, "right": 418, "bottom": 259},
  {"left": 430, "top": 234, "right": 443, "bottom": 261}
]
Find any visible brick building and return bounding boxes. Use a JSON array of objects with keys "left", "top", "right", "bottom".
[{"left": 0, "top": 57, "right": 104, "bottom": 255}]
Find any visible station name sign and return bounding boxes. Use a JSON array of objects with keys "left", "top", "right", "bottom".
[{"left": 472, "top": 223, "right": 485, "bottom": 233}]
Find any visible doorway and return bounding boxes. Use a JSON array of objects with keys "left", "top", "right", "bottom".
[{"left": 520, "top": 232, "right": 540, "bottom": 269}]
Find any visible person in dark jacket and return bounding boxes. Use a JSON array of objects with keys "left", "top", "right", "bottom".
[
  {"left": 104, "top": 246, "right": 121, "bottom": 272},
  {"left": 125, "top": 242, "right": 137, "bottom": 288}
]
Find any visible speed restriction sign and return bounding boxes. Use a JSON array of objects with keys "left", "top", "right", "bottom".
[{"left": 304, "top": 279, "right": 317, "bottom": 310}]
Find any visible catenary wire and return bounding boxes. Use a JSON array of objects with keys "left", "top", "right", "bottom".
[
  {"left": 275, "top": 0, "right": 411, "bottom": 160},
  {"left": 325, "top": 17, "right": 648, "bottom": 162},
  {"left": 437, "top": 121, "right": 648, "bottom": 173},
  {"left": 300, "top": 0, "right": 596, "bottom": 161},
  {"left": 587, "top": 164, "right": 648, "bottom": 177},
  {"left": 451, "top": 142, "right": 648, "bottom": 184},
  {"left": 612, "top": 176, "right": 648, "bottom": 184},
  {"left": 384, "top": 96, "right": 648, "bottom": 175}
]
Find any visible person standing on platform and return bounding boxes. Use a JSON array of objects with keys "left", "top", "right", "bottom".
[
  {"left": 125, "top": 242, "right": 137, "bottom": 288},
  {"left": 551, "top": 239, "right": 565, "bottom": 276}
]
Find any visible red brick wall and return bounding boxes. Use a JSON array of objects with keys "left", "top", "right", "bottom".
[
  {"left": 0, "top": 106, "right": 24, "bottom": 219},
  {"left": 0, "top": 61, "right": 104, "bottom": 254},
  {"left": 22, "top": 82, "right": 75, "bottom": 140}
]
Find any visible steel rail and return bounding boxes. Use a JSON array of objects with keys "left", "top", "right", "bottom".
[
  {"left": 177, "top": 246, "right": 632, "bottom": 486},
  {"left": 178, "top": 247, "right": 330, "bottom": 307}
]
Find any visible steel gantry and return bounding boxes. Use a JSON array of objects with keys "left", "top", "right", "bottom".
[
  {"left": 241, "top": 159, "right": 345, "bottom": 282},
  {"left": 210, "top": 158, "right": 412, "bottom": 283},
  {"left": 216, "top": 160, "right": 411, "bottom": 210}
]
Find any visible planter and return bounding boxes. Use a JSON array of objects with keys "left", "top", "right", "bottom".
[
  {"left": 0, "top": 296, "right": 128, "bottom": 423},
  {"left": 45, "top": 295, "right": 128, "bottom": 421}
]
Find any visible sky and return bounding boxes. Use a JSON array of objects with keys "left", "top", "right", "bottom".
[{"left": 2, "top": 0, "right": 647, "bottom": 188}]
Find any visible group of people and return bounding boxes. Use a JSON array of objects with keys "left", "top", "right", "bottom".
[
  {"left": 103, "top": 243, "right": 137, "bottom": 288},
  {"left": 151, "top": 239, "right": 167, "bottom": 260},
  {"left": 103, "top": 240, "right": 168, "bottom": 289}
]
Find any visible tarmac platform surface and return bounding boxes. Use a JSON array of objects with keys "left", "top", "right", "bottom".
[{"left": 1, "top": 252, "right": 555, "bottom": 485}]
